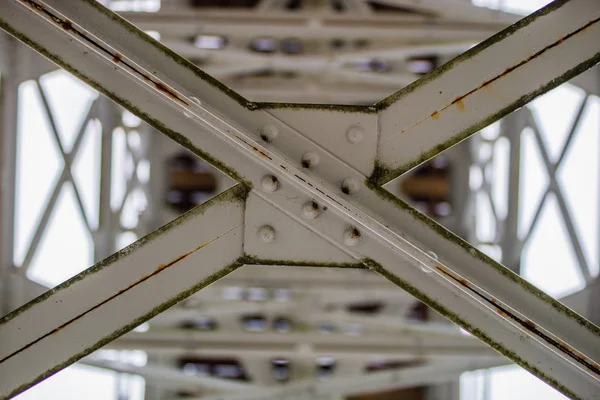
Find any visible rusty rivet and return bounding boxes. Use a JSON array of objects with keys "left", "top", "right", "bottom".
[
  {"left": 346, "top": 126, "right": 364, "bottom": 144},
  {"left": 258, "top": 225, "right": 276, "bottom": 243},
  {"left": 341, "top": 178, "right": 359, "bottom": 195},
  {"left": 343, "top": 226, "right": 361, "bottom": 246},
  {"left": 261, "top": 175, "right": 280, "bottom": 192},
  {"left": 301, "top": 201, "right": 320, "bottom": 219},
  {"left": 301, "top": 152, "right": 320, "bottom": 169},
  {"left": 260, "top": 125, "right": 278, "bottom": 143}
]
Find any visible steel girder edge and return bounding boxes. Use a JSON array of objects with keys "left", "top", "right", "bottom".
[
  {"left": 0, "top": 184, "right": 249, "bottom": 327},
  {"left": 360, "top": 258, "right": 581, "bottom": 400},
  {"left": 36, "top": 0, "right": 575, "bottom": 115},
  {"left": 241, "top": 255, "right": 366, "bottom": 269}
]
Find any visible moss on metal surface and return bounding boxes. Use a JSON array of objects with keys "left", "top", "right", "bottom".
[
  {"left": 241, "top": 254, "right": 366, "bottom": 269},
  {"left": 374, "top": 0, "right": 570, "bottom": 109},
  {"left": 3, "top": 257, "right": 246, "bottom": 400},
  {"left": 361, "top": 258, "right": 581, "bottom": 400},
  {"left": 371, "top": 52, "right": 600, "bottom": 185},
  {"left": 0, "top": 185, "right": 247, "bottom": 326},
  {"left": 364, "top": 179, "right": 600, "bottom": 338},
  {"left": 0, "top": 17, "right": 253, "bottom": 187}
]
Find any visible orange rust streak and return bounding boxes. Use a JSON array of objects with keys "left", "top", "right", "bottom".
[
  {"left": 0, "top": 234, "right": 223, "bottom": 365},
  {"left": 154, "top": 82, "right": 189, "bottom": 106},
  {"left": 455, "top": 99, "right": 465, "bottom": 111},
  {"left": 112, "top": 53, "right": 122, "bottom": 63},
  {"left": 395, "top": 16, "right": 600, "bottom": 137}
]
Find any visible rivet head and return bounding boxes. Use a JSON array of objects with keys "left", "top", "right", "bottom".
[
  {"left": 420, "top": 251, "right": 438, "bottom": 273},
  {"left": 261, "top": 175, "right": 280, "bottom": 192},
  {"left": 260, "top": 125, "right": 278, "bottom": 143},
  {"left": 341, "top": 178, "right": 359, "bottom": 195},
  {"left": 258, "top": 225, "right": 276, "bottom": 243},
  {"left": 346, "top": 126, "right": 364, "bottom": 144},
  {"left": 301, "top": 201, "right": 320, "bottom": 219},
  {"left": 301, "top": 152, "right": 320, "bottom": 169},
  {"left": 343, "top": 226, "right": 361, "bottom": 246}
]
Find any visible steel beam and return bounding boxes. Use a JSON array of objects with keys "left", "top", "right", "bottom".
[
  {"left": 107, "top": 329, "right": 492, "bottom": 358},
  {"left": 0, "top": 186, "right": 247, "bottom": 399},
  {"left": 375, "top": 0, "right": 600, "bottom": 182},
  {"left": 0, "top": 1, "right": 598, "bottom": 399},
  {"left": 192, "top": 357, "right": 507, "bottom": 400}
]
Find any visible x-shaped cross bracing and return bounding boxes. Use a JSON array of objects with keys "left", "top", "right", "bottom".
[{"left": 0, "top": 0, "right": 599, "bottom": 399}]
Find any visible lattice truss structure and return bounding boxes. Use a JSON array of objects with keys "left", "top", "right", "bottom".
[{"left": 0, "top": 1, "right": 599, "bottom": 400}]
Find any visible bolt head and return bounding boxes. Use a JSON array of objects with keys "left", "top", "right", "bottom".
[
  {"left": 260, "top": 125, "right": 278, "bottom": 143},
  {"left": 346, "top": 126, "right": 364, "bottom": 144},
  {"left": 301, "top": 152, "right": 320, "bottom": 169},
  {"left": 301, "top": 201, "right": 320, "bottom": 219},
  {"left": 343, "top": 226, "right": 361, "bottom": 246},
  {"left": 341, "top": 178, "right": 359, "bottom": 195},
  {"left": 258, "top": 225, "right": 276, "bottom": 243},
  {"left": 261, "top": 175, "right": 280, "bottom": 192}
]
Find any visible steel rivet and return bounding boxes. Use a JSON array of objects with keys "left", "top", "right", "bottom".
[
  {"left": 260, "top": 125, "right": 279, "bottom": 143},
  {"left": 261, "top": 175, "right": 280, "bottom": 192},
  {"left": 301, "top": 201, "right": 320, "bottom": 219},
  {"left": 420, "top": 251, "right": 438, "bottom": 273},
  {"left": 258, "top": 225, "right": 276, "bottom": 243},
  {"left": 341, "top": 178, "right": 359, "bottom": 195},
  {"left": 301, "top": 152, "right": 320, "bottom": 169},
  {"left": 343, "top": 227, "right": 361, "bottom": 246},
  {"left": 346, "top": 126, "right": 364, "bottom": 144}
]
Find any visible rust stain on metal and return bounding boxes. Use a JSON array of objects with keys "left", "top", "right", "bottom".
[
  {"left": 523, "top": 319, "right": 537, "bottom": 330},
  {"left": 0, "top": 231, "right": 225, "bottom": 365},
  {"left": 448, "top": 16, "right": 599, "bottom": 109},
  {"left": 19, "top": 0, "right": 190, "bottom": 107},
  {"left": 395, "top": 16, "right": 600, "bottom": 136},
  {"left": 434, "top": 263, "right": 600, "bottom": 375},
  {"left": 455, "top": 99, "right": 465, "bottom": 111}
]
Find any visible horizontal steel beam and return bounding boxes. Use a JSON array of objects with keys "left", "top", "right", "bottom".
[
  {"left": 193, "top": 357, "right": 507, "bottom": 400},
  {"left": 108, "top": 329, "right": 494, "bottom": 358}
]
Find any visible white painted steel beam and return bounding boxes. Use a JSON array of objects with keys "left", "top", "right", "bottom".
[
  {"left": 120, "top": 10, "right": 514, "bottom": 40},
  {"left": 0, "top": 1, "right": 598, "bottom": 399},
  {"left": 108, "top": 329, "right": 491, "bottom": 358},
  {"left": 375, "top": 0, "right": 600, "bottom": 181},
  {"left": 192, "top": 357, "right": 507, "bottom": 400},
  {"left": 0, "top": 186, "right": 247, "bottom": 399}
]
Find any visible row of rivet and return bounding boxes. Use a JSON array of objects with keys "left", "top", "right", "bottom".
[
  {"left": 256, "top": 124, "right": 363, "bottom": 247},
  {"left": 258, "top": 174, "right": 361, "bottom": 247}
]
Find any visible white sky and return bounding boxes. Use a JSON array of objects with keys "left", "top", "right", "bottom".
[{"left": 8, "top": 0, "right": 600, "bottom": 399}]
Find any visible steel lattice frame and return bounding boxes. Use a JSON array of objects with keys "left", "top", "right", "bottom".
[{"left": 0, "top": 0, "right": 598, "bottom": 399}]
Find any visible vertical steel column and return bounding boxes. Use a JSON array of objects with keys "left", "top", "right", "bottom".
[
  {"left": 94, "top": 96, "right": 119, "bottom": 262},
  {"left": 0, "top": 34, "right": 18, "bottom": 316},
  {"left": 499, "top": 109, "right": 525, "bottom": 273}
]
